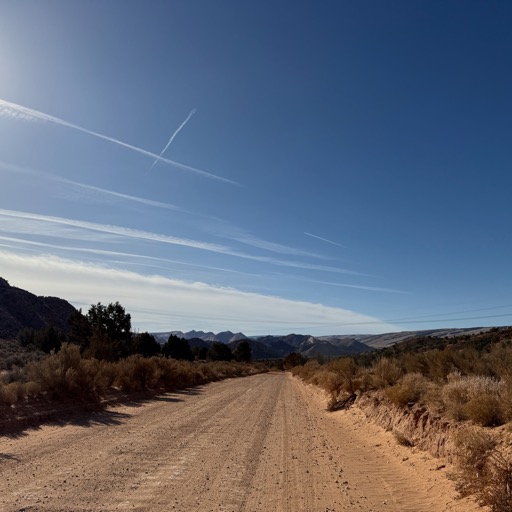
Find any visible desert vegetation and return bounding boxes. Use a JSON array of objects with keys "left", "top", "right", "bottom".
[
  {"left": 0, "top": 301, "right": 266, "bottom": 411},
  {"left": 0, "top": 343, "right": 263, "bottom": 407},
  {"left": 291, "top": 327, "right": 512, "bottom": 511}
]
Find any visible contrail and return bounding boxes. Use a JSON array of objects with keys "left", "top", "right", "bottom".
[
  {"left": 147, "top": 109, "right": 197, "bottom": 175},
  {"left": 0, "top": 98, "right": 238, "bottom": 185},
  {"left": 304, "top": 232, "right": 346, "bottom": 248},
  {"left": 310, "top": 279, "right": 407, "bottom": 294}
]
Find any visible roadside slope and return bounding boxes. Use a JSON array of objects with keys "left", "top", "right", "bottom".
[{"left": 0, "top": 373, "right": 481, "bottom": 511}]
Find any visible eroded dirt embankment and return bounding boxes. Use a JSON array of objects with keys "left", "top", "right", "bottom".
[{"left": 355, "top": 392, "right": 460, "bottom": 460}]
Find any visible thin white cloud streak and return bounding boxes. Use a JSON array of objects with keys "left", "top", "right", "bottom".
[
  {"left": 0, "top": 250, "right": 397, "bottom": 334},
  {"left": 0, "top": 160, "right": 187, "bottom": 212},
  {"left": 59, "top": 179, "right": 188, "bottom": 211},
  {"left": 0, "top": 214, "right": 117, "bottom": 243},
  {"left": 0, "top": 98, "right": 238, "bottom": 185},
  {"left": 0, "top": 208, "right": 228, "bottom": 252},
  {"left": 304, "top": 232, "right": 346, "bottom": 248},
  {"left": 0, "top": 235, "right": 250, "bottom": 275},
  {"left": 0, "top": 209, "right": 363, "bottom": 275},
  {"left": 1, "top": 161, "right": 336, "bottom": 261},
  {"left": 147, "top": 109, "right": 197, "bottom": 175}
]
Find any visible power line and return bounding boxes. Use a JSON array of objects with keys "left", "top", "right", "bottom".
[{"left": 387, "top": 304, "right": 512, "bottom": 323}]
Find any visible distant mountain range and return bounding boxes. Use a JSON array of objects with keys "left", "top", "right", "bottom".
[
  {"left": 153, "top": 327, "right": 493, "bottom": 359},
  {"left": 0, "top": 276, "right": 495, "bottom": 359}
]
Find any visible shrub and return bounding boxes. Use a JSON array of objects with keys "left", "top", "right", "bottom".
[
  {"left": 25, "top": 380, "right": 42, "bottom": 396},
  {"left": 3, "top": 342, "right": 266, "bottom": 404},
  {"left": 114, "top": 356, "right": 160, "bottom": 391},
  {"left": 283, "top": 352, "right": 307, "bottom": 369},
  {"left": 385, "top": 373, "right": 431, "bottom": 406},
  {"left": 481, "top": 451, "right": 512, "bottom": 512},
  {"left": 453, "top": 427, "right": 512, "bottom": 511},
  {"left": 27, "top": 343, "right": 104, "bottom": 401},
  {"left": 291, "top": 360, "right": 321, "bottom": 382},
  {"left": 0, "top": 382, "right": 18, "bottom": 406},
  {"left": 442, "top": 374, "right": 505, "bottom": 423},
  {"left": 328, "top": 358, "right": 360, "bottom": 394},
  {"left": 453, "top": 426, "right": 496, "bottom": 474},
  {"left": 464, "top": 394, "right": 504, "bottom": 427},
  {"left": 371, "top": 357, "right": 402, "bottom": 388},
  {"left": 422, "top": 381, "right": 445, "bottom": 414}
]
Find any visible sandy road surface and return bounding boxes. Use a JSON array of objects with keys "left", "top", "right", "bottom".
[{"left": 0, "top": 373, "right": 481, "bottom": 512}]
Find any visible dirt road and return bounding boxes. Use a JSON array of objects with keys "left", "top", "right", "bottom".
[{"left": 0, "top": 373, "right": 481, "bottom": 512}]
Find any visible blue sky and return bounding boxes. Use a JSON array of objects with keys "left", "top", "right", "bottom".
[{"left": 0, "top": 1, "right": 511, "bottom": 335}]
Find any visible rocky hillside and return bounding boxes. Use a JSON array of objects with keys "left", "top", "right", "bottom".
[
  {"left": 0, "top": 277, "right": 76, "bottom": 339},
  {"left": 254, "top": 333, "right": 374, "bottom": 358},
  {"left": 320, "top": 327, "right": 493, "bottom": 349},
  {"left": 152, "top": 330, "right": 376, "bottom": 359}
]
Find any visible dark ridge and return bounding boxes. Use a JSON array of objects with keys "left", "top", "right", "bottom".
[{"left": 0, "top": 278, "right": 76, "bottom": 339}]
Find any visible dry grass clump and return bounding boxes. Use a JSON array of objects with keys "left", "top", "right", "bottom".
[
  {"left": 385, "top": 372, "right": 432, "bottom": 406},
  {"left": 464, "top": 395, "right": 504, "bottom": 427},
  {"left": 371, "top": 357, "right": 402, "bottom": 388},
  {"left": 114, "top": 356, "right": 160, "bottom": 391},
  {"left": 291, "top": 359, "right": 360, "bottom": 398},
  {"left": 453, "top": 426, "right": 496, "bottom": 474},
  {"left": 481, "top": 451, "right": 512, "bottom": 512},
  {"left": 499, "top": 377, "right": 512, "bottom": 421},
  {"left": 0, "top": 377, "right": 43, "bottom": 406},
  {"left": 453, "top": 426, "right": 512, "bottom": 511},
  {"left": 442, "top": 373, "right": 507, "bottom": 425},
  {"left": 0, "top": 381, "right": 19, "bottom": 406},
  {"left": 393, "top": 430, "right": 415, "bottom": 447},
  {"left": 291, "top": 360, "right": 321, "bottom": 383}
]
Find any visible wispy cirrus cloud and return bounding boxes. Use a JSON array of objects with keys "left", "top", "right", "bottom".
[
  {"left": 0, "top": 98, "right": 238, "bottom": 185},
  {"left": 0, "top": 235, "right": 250, "bottom": 275},
  {"left": 0, "top": 208, "right": 363, "bottom": 275},
  {"left": 0, "top": 250, "right": 397, "bottom": 334},
  {"left": 0, "top": 208, "right": 228, "bottom": 252},
  {"left": 304, "top": 231, "right": 346, "bottom": 248},
  {"left": 0, "top": 160, "right": 188, "bottom": 212},
  {"left": 2, "top": 161, "right": 338, "bottom": 262},
  {"left": 147, "top": 109, "right": 197, "bottom": 175},
  {"left": 60, "top": 180, "right": 188, "bottom": 211}
]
